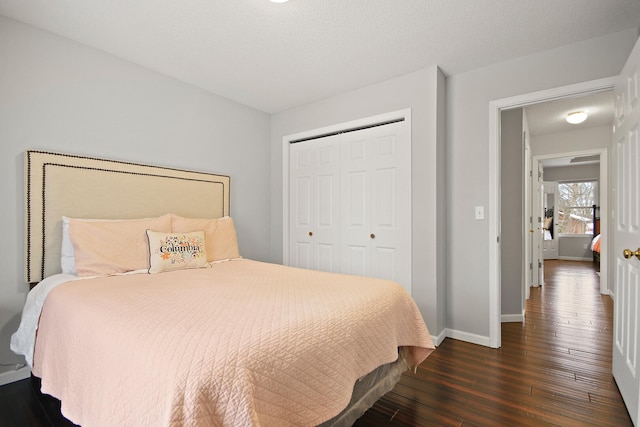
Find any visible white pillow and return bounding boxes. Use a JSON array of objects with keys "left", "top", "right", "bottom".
[{"left": 61, "top": 216, "right": 76, "bottom": 275}]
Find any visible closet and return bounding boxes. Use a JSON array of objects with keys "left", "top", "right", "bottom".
[{"left": 288, "top": 119, "right": 411, "bottom": 293}]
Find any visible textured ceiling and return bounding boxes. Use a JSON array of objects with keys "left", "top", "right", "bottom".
[
  {"left": 528, "top": 90, "right": 614, "bottom": 168},
  {"left": 1, "top": 0, "right": 639, "bottom": 113},
  {"left": 525, "top": 90, "right": 615, "bottom": 137}
]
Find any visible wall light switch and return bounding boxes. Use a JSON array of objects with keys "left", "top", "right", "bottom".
[{"left": 475, "top": 206, "right": 485, "bottom": 220}]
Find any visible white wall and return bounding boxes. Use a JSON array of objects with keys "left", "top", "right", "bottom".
[
  {"left": 543, "top": 164, "right": 601, "bottom": 181},
  {"left": 0, "top": 16, "right": 271, "bottom": 376},
  {"left": 270, "top": 67, "right": 447, "bottom": 340},
  {"left": 532, "top": 125, "right": 612, "bottom": 156},
  {"left": 446, "top": 29, "right": 637, "bottom": 342}
]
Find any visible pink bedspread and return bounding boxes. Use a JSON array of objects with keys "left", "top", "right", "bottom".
[{"left": 32, "top": 260, "right": 434, "bottom": 426}]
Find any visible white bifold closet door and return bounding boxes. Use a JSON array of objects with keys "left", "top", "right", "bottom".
[
  {"left": 289, "top": 134, "right": 342, "bottom": 273},
  {"left": 289, "top": 120, "right": 411, "bottom": 293}
]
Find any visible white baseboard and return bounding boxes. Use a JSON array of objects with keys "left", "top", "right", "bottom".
[
  {"left": 0, "top": 366, "right": 30, "bottom": 386},
  {"left": 558, "top": 256, "right": 593, "bottom": 262},
  {"left": 501, "top": 313, "right": 524, "bottom": 323},
  {"left": 443, "top": 328, "right": 491, "bottom": 347},
  {"left": 432, "top": 329, "right": 447, "bottom": 347}
]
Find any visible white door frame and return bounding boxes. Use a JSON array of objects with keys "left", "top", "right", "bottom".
[
  {"left": 489, "top": 77, "right": 615, "bottom": 348},
  {"left": 523, "top": 133, "right": 532, "bottom": 301},
  {"left": 282, "top": 108, "right": 412, "bottom": 266},
  {"left": 531, "top": 166, "right": 545, "bottom": 286}
]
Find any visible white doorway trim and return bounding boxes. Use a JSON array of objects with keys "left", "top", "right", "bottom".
[{"left": 488, "top": 76, "right": 616, "bottom": 348}]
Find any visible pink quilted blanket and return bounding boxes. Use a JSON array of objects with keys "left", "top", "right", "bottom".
[{"left": 32, "top": 260, "right": 434, "bottom": 426}]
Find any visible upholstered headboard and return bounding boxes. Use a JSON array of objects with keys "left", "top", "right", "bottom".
[{"left": 24, "top": 150, "right": 230, "bottom": 283}]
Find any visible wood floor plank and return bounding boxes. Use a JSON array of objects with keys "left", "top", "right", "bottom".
[{"left": 355, "top": 260, "right": 633, "bottom": 426}]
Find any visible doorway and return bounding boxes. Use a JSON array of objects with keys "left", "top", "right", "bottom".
[
  {"left": 489, "top": 76, "right": 615, "bottom": 348},
  {"left": 531, "top": 150, "right": 606, "bottom": 291}
]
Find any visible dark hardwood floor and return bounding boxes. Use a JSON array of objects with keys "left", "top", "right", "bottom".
[
  {"left": 355, "top": 260, "right": 632, "bottom": 426},
  {"left": 0, "top": 375, "right": 76, "bottom": 427},
  {"left": 0, "top": 260, "right": 632, "bottom": 426}
]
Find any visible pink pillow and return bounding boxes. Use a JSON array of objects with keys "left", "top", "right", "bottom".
[
  {"left": 69, "top": 214, "right": 172, "bottom": 277},
  {"left": 171, "top": 215, "right": 240, "bottom": 262}
]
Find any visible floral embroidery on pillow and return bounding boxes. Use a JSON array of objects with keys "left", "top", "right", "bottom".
[{"left": 147, "top": 230, "right": 208, "bottom": 273}]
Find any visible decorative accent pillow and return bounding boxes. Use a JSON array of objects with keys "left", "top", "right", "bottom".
[
  {"left": 69, "top": 214, "right": 172, "bottom": 277},
  {"left": 171, "top": 215, "right": 240, "bottom": 262},
  {"left": 146, "top": 230, "right": 208, "bottom": 274}
]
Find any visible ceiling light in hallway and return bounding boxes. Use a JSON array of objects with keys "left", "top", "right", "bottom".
[{"left": 566, "top": 111, "right": 588, "bottom": 124}]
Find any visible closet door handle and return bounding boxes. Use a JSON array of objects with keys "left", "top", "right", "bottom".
[
  {"left": 308, "top": 231, "right": 313, "bottom": 237},
  {"left": 370, "top": 233, "right": 375, "bottom": 239}
]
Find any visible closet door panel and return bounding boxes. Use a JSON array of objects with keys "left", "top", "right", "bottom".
[
  {"left": 290, "top": 146, "right": 315, "bottom": 269},
  {"left": 289, "top": 136, "right": 341, "bottom": 273},
  {"left": 288, "top": 116, "right": 410, "bottom": 293},
  {"left": 373, "top": 247, "right": 396, "bottom": 281},
  {"left": 294, "top": 176, "right": 312, "bottom": 226},
  {"left": 371, "top": 129, "right": 402, "bottom": 234},
  {"left": 339, "top": 122, "right": 411, "bottom": 290},
  {"left": 295, "top": 242, "right": 312, "bottom": 270},
  {"left": 369, "top": 124, "right": 411, "bottom": 289},
  {"left": 347, "top": 171, "right": 368, "bottom": 227},
  {"left": 374, "top": 167, "right": 396, "bottom": 227},
  {"left": 317, "top": 243, "right": 336, "bottom": 272},
  {"left": 348, "top": 138, "right": 367, "bottom": 162},
  {"left": 346, "top": 245, "right": 367, "bottom": 277},
  {"left": 341, "top": 137, "right": 370, "bottom": 276},
  {"left": 317, "top": 174, "right": 335, "bottom": 226},
  {"left": 314, "top": 140, "right": 340, "bottom": 272}
]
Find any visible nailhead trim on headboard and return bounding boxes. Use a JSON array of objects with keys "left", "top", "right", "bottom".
[{"left": 25, "top": 150, "right": 231, "bottom": 284}]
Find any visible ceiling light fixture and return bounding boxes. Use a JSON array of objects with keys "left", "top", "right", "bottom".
[
  {"left": 270, "top": 0, "right": 288, "bottom": 3},
  {"left": 566, "top": 111, "right": 588, "bottom": 124}
]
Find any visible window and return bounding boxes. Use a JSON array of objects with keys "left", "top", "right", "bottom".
[{"left": 556, "top": 181, "right": 597, "bottom": 235}]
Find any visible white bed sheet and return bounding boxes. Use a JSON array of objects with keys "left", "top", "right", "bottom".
[
  {"left": 10, "top": 273, "right": 78, "bottom": 368},
  {"left": 11, "top": 268, "right": 149, "bottom": 368}
]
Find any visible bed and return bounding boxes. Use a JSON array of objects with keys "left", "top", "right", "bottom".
[
  {"left": 591, "top": 204, "right": 601, "bottom": 264},
  {"left": 543, "top": 208, "right": 554, "bottom": 241},
  {"left": 11, "top": 150, "right": 434, "bottom": 427}
]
